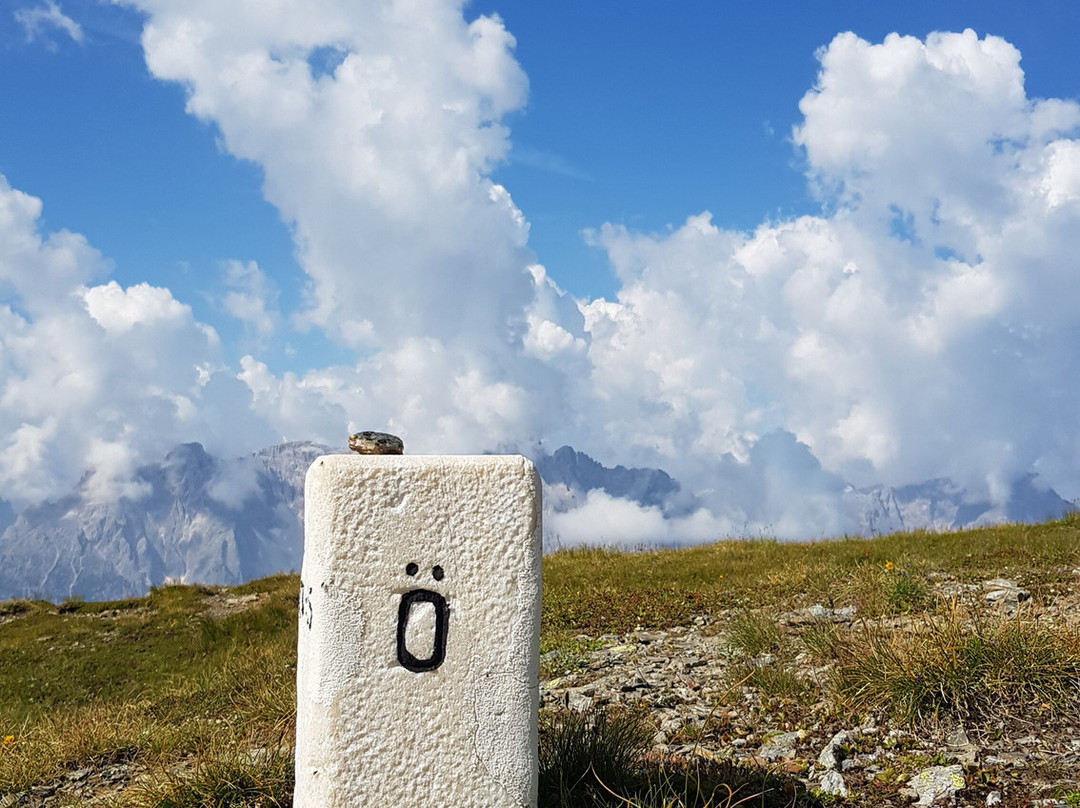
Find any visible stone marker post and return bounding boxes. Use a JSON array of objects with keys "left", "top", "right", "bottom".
[{"left": 295, "top": 453, "right": 542, "bottom": 807}]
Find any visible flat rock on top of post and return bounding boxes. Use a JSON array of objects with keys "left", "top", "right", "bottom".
[{"left": 348, "top": 431, "right": 404, "bottom": 455}]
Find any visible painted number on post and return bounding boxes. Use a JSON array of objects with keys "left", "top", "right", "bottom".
[{"left": 396, "top": 562, "right": 449, "bottom": 672}]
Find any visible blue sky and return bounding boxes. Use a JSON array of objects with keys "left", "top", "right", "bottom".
[
  {"left": 488, "top": 1, "right": 1080, "bottom": 297},
  {"left": 7, "top": 2, "right": 1080, "bottom": 328},
  {"left": 3, "top": 0, "right": 1080, "bottom": 541}
]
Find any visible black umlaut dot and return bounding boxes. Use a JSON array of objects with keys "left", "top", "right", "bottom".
[
  {"left": 405, "top": 562, "right": 418, "bottom": 576},
  {"left": 432, "top": 565, "right": 444, "bottom": 581}
]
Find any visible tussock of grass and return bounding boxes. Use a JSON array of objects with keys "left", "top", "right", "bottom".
[
  {"left": 538, "top": 706, "right": 821, "bottom": 807},
  {"left": 797, "top": 622, "right": 842, "bottom": 664},
  {"left": 833, "top": 605, "right": 1080, "bottom": 723},
  {"left": 835, "top": 562, "right": 932, "bottom": 617},
  {"left": 883, "top": 571, "right": 931, "bottom": 614},
  {"left": 732, "top": 663, "right": 817, "bottom": 706},
  {"left": 129, "top": 753, "right": 294, "bottom": 808},
  {"left": 540, "top": 705, "right": 655, "bottom": 805},
  {"left": 725, "top": 610, "right": 783, "bottom": 658}
]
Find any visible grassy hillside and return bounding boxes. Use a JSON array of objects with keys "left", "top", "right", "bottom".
[{"left": 2, "top": 515, "right": 1080, "bottom": 806}]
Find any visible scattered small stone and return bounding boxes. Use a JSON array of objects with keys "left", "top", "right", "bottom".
[
  {"left": 986, "top": 791, "right": 1003, "bottom": 807},
  {"left": 983, "top": 578, "right": 1031, "bottom": 609},
  {"left": 819, "top": 769, "right": 848, "bottom": 797},
  {"left": 564, "top": 688, "right": 593, "bottom": 711},
  {"left": 757, "top": 730, "right": 799, "bottom": 761},
  {"left": 347, "top": 430, "right": 403, "bottom": 454},
  {"left": 539, "top": 585, "right": 1080, "bottom": 804},
  {"left": 780, "top": 604, "right": 856, "bottom": 626},
  {"left": 817, "top": 729, "right": 854, "bottom": 771},
  {"left": 945, "top": 724, "right": 978, "bottom": 765},
  {"left": 906, "top": 764, "right": 966, "bottom": 807},
  {"left": 103, "top": 763, "right": 132, "bottom": 782},
  {"left": 632, "top": 630, "right": 666, "bottom": 643}
]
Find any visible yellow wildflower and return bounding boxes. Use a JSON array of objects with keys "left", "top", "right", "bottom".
[
  {"left": 885, "top": 561, "right": 895, "bottom": 571},
  {"left": 2, "top": 735, "right": 13, "bottom": 745}
]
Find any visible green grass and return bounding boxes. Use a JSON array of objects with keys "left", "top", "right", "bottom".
[
  {"left": 832, "top": 604, "right": 1080, "bottom": 723},
  {"left": 2, "top": 515, "right": 1080, "bottom": 805},
  {"left": 0, "top": 575, "right": 300, "bottom": 795},
  {"left": 0, "top": 579, "right": 298, "bottom": 726},
  {"left": 539, "top": 706, "right": 822, "bottom": 808},
  {"left": 797, "top": 622, "right": 842, "bottom": 664},
  {"left": 131, "top": 753, "right": 294, "bottom": 808},
  {"left": 724, "top": 610, "right": 783, "bottom": 658},
  {"left": 542, "top": 513, "right": 1080, "bottom": 626}
]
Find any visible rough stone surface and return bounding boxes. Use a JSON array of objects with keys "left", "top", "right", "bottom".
[
  {"left": 906, "top": 764, "right": 967, "bottom": 805},
  {"left": 295, "top": 454, "right": 542, "bottom": 808},
  {"left": 819, "top": 769, "right": 848, "bottom": 797},
  {"left": 757, "top": 730, "right": 800, "bottom": 760},
  {"left": 817, "top": 729, "right": 854, "bottom": 771},
  {"left": 984, "top": 579, "right": 1032, "bottom": 612}
]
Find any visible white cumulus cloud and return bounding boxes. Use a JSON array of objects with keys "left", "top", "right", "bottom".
[
  {"left": 5, "top": 16, "right": 1080, "bottom": 545},
  {"left": 576, "top": 29, "right": 1080, "bottom": 514},
  {"left": 126, "top": 0, "right": 532, "bottom": 351},
  {"left": 0, "top": 178, "right": 280, "bottom": 505},
  {"left": 221, "top": 260, "right": 279, "bottom": 340}
]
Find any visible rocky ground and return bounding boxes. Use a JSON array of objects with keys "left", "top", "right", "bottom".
[
  {"left": 6, "top": 575, "right": 1080, "bottom": 806},
  {"left": 0, "top": 764, "right": 140, "bottom": 808},
  {"left": 0, "top": 750, "right": 287, "bottom": 808},
  {"left": 541, "top": 575, "right": 1080, "bottom": 806}
]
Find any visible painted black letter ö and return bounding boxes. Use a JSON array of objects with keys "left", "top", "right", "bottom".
[{"left": 396, "top": 589, "right": 449, "bottom": 673}]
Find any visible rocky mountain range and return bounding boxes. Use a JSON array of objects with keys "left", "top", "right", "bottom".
[
  {"left": 843, "top": 473, "right": 1073, "bottom": 535},
  {"left": 0, "top": 441, "right": 332, "bottom": 604},
  {"left": 0, "top": 441, "right": 1072, "bottom": 602}
]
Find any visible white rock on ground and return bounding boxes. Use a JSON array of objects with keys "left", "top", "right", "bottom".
[
  {"left": 819, "top": 770, "right": 848, "bottom": 797},
  {"left": 906, "top": 764, "right": 966, "bottom": 806}
]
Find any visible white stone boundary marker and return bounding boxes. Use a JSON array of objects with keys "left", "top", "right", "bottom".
[{"left": 295, "top": 454, "right": 542, "bottom": 807}]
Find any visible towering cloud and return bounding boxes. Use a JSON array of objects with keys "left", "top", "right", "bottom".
[
  {"left": 118, "top": 0, "right": 577, "bottom": 455},
  {"left": 581, "top": 30, "right": 1080, "bottom": 516}
]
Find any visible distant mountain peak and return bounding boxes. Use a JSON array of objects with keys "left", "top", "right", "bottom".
[
  {"left": 0, "top": 441, "right": 325, "bottom": 602},
  {"left": 533, "top": 444, "right": 690, "bottom": 514},
  {"left": 0, "top": 440, "right": 1072, "bottom": 602}
]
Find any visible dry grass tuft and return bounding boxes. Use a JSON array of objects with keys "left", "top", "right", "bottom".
[{"left": 832, "top": 603, "right": 1080, "bottom": 724}]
